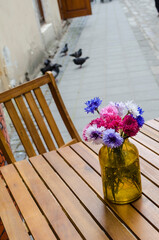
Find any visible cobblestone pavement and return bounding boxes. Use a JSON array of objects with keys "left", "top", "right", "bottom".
[
  {"left": 5, "top": 0, "right": 159, "bottom": 160},
  {"left": 120, "top": 0, "right": 159, "bottom": 81},
  {"left": 59, "top": 0, "right": 159, "bottom": 125}
]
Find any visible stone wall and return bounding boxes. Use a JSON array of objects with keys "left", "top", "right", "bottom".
[{"left": 0, "top": 0, "right": 63, "bottom": 90}]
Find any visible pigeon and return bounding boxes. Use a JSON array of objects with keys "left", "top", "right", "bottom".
[
  {"left": 70, "top": 49, "right": 82, "bottom": 58},
  {"left": 60, "top": 43, "right": 68, "bottom": 56},
  {"left": 25, "top": 72, "right": 30, "bottom": 81},
  {"left": 51, "top": 64, "right": 62, "bottom": 78},
  {"left": 73, "top": 57, "right": 89, "bottom": 68},
  {"left": 40, "top": 63, "right": 62, "bottom": 77},
  {"left": 41, "top": 64, "right": 52, "bottom": 75},
  {"left": 44, "top": 59, "right": 51, "bottom": 66}
]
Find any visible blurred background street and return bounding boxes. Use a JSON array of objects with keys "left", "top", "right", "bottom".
[
  {"left": 57, "top": 0, "right": 159, "bottom": 130},
  {"left": 5, "top": 0, "right": 159, "bottom": 160}
]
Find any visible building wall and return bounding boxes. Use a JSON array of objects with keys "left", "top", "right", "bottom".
[
  {"left": 42, "top": 0, "right": 62, "bottom": 39},
  {"left": 0, "top": 0, "right": 63, "bottom": 91}
]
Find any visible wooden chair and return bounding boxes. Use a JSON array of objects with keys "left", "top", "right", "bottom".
[
  {"left": 0, "top": 129, "right": 16, "bottom": 164},
  {"left": 0, "top": 72, "right": 81, "bottom": 163}
]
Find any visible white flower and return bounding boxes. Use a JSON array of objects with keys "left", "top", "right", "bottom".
[
  {"left": 85, "top": 124, "right": 105, "bottom": 144},
  {"left": 125, "top": 100, "right": 139, "bottom": 117},
  {"left": 110, "top": 101, "right": 128, "bottom": 118}
]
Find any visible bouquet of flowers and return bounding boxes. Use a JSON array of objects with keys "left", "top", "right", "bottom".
[{"left": 82, "top": 97, "right": 144, "bottom": 148}]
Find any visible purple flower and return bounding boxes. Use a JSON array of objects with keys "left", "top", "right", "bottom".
[
  {"left": 90, "top": 130, "right": 103, "bottom": 141},
  {"left": 84, "top": 124, "right": 105, "bottom": 144},
  {"left": 103, "top": 129, "right": 124, "bottom": 148},
  {"left": 84, "top": 97, "right": 102, "bottom": 114},
  {"left": 136, "top": 115, "right": 144, "bottom": 127}
]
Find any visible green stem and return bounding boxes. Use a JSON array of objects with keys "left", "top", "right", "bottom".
[{"left": 96, "top": 109, "right": 100, "bottom": 114}]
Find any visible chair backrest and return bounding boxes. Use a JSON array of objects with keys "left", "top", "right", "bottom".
[{"left": 0, "top": 72, "right": 81, "bottom": 163}]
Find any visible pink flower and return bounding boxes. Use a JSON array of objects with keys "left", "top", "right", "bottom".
[
  {"left": 82, "top": 123, "right": 91, "bottom": 141},
  {"left": 90, "top": 115, "right": 123, "bottom": 132},
  {"left": 104, "top": 115, "right": 123, "bottom": 132},
  {"left": 122, "top": 115, "right": 139, "bottom": 137},
  {"left": 90, "top": 118, "right": 107, "bottom": 128},
  {"left": 100, "top": 105, "right": 118, "bottom": 118}
]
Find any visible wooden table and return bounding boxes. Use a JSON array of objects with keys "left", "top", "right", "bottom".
[{"left": 0, "top": 120, "right": 159, "bottom": 240}]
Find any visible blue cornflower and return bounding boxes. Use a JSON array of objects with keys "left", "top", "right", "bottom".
[
  {"left": 138, "top": 106, "right": 144, "bottom": 115},
  {"left": 84, "top": 97, "right": 102, "bottom": 114},
  {"left": 103, "top": 129, "right": 124, "bottom": 148},
  {"left": 136, "top": 115, "right": 145, "bottom": 127}
]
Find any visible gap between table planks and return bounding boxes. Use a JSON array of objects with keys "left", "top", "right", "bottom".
[
  {"left": 0, "top": 178, "right": 30, "bottom": 240},
  {"left": 68, "top": 143, "right": 159, "bottom": 235},
  {"left": 1, "top": 164, "right": 57, "bottom": 240}
]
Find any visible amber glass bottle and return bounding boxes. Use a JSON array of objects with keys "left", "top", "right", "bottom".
[{"left": 99, "top": 139, "right": 142, "bottom": 204}]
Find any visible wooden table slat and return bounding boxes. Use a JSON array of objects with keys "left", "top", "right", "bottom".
[
  {"left": 132, "top": 194, "right": 159, "bottom": 230},
  {"left": 57, "top": 146, "right": 159, "bottom": 240},
  {"left": 15, "top": 160, "right": 82, "bottom": 240},
  {"left": 140, "top": 124, "right": 159, "bottom": 142},
  {"left": 0, "top": 119, "right": 159, "bottom": 240},
  {"left": 84, "top": 141, "right": 101, "bottom": 154},
  {"left": 0, "top": 177, "right": 30, "bottom": 240},
  {"left": 0, "top": 164, "right": 57, "bottom": 240},
  {"left": 44, "top": 151, "right": 136, "bottom": 240},
  {"left": 146, "top": 119, "right": 159, "bottom": 132},
  {"left": 30, "top": 155, "right": 109, "bottom": 240},
  {"left": 73, "top": 142, "right": 159, "bottom": 206},
  {"left": 133, "top": 131, "right": 159, "bottom": 154},
  {"left": 71, "top": 141, "right": 101, "bottom": 173},
  {"left": 130, "top": 139, "right": 159, "bottom": 169},
  {"left": 73, "top": 142, "right": 159, "bottom": 185},
  {"left": 140, "top": 158, "right": 159, "bottom": 186},
  {"left": 141, "top": 175, "right": 159, "bottom": 206}
]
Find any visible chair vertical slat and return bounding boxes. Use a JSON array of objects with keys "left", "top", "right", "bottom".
[
  {"left": 0, "top": 129, "right": 16, "bottom": 164},
  {"left": 0, "top": 72, "right": 81, "bottom": 163},
  {"left": 47, "top": 72, "right": 81, "bottom": 142},
  {"left": 4, "top": 100, "right": 36, "bottom": 157},
  {"left": 14, "top": 96, "right": 46, "bottom": 154},
  {"left": 24, "top": 91, "right": 56, "bottom": 150},
  {"left": 34, "top": 87, "right": 65, "bottom": 147}
]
